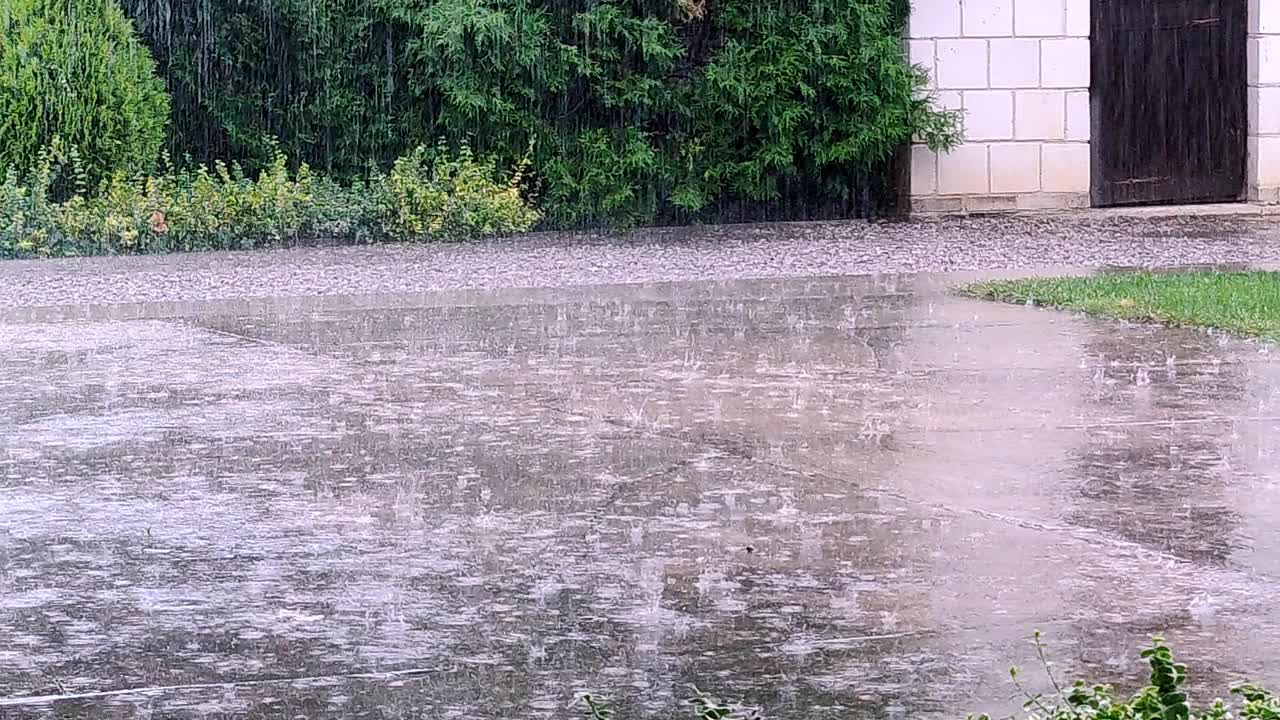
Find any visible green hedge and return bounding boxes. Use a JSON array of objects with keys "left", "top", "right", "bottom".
[
  {"left": 122, "top": 0, "right": 957, "bottom": 227},
  {"left": 0, "top": 0, "right": 170, "bottom": 183},
  {"left": 0, "top": 142, "right": 539, "bottom": 258}
]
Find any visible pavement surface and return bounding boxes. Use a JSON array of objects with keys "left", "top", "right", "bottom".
[{"left": 3, "top": 215, "right": 1280, "bottom": 719}]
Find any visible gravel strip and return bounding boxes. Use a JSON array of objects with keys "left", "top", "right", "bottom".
[{"left": 2, "top": 214, "right": 1279, "bottom": 309}]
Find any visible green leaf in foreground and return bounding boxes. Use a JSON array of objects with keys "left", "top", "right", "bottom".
[{"left": 576, "top": 636, "right": 1280, "bottom": 719}]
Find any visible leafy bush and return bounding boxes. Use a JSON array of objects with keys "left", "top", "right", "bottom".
[
  {"left": 388, "top": 0, "right": 957, "bottom": 225},
  {"left": 0, "top": 143, "right": 539, "bottom": 258},
  {"left": 376, "top": 145, "right": 539, "bottom": 241},
  {"left": 674, "top": 0, "right": 944, "bottom": 213},
  {"left": 120, "top": 0, "right": 958, "bottom": 227},
  {"left": 573, "top": 636, "right": 1280, "bottom": 720},
  {"left": 0, "top": 0, "right": 170, "bottom": 183},
  {"left": 970, "top": 634, "right": 1280, "bottom": 720}
]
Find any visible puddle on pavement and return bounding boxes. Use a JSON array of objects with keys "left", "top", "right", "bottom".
[{"left": 2, "top": 274, "right": 1279, "bottom": 718}]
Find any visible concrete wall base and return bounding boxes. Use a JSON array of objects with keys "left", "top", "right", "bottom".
[
  {"left": 910, "top": 192, "right": 1089, "bottom": 216},
  {"left": 1248, "top": 186, "right": 1280, "bottom": 204}
]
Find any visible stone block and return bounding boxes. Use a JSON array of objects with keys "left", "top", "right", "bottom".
[
  {"left": 964, "top": 194, "right": 1019, "bottom": 213},
  {"left": 989, "top": 39, "right": 1040, "bottom": 88},
  {"left": 910, "top": 0, "right": 963, "bottom": 38},
  {"left": 935, "top": 90, "right": 964, "bottom": 111},
  {"left": 911, "top": 196, "right": 966, "bottom": 214},
  {"left": 989, "top": 142, "right": 1042, "bottom": 193},
  {"left": 909, "top": 39, "right": 936, "bottom": 69},
  {"left": 1251, "top": 186, "right": 1280, "bottom": 204},
  {"left": 1252, "top": 87, "right": 1280, "bottom": 136},
  {"left": 1065, "top": 91, "right": 1090, "bottom": 141},
  {"left": 911, "top": 145, "right": 939, "bottom": 195},
  {"left": 1065, "top": 0, "right": 1090, "bottom": 37},
  {"left": 1041, "top": 143, "right": 1090, "bottom": 193},
  {"left": 962, "top": 0, "right": 1013, "bottom": 36},
  {"left": 938, "top": 143, "right": 990, "bottom": 194},
  {"left": 915, "top": 91, "right": 963, "bottom": 144},
  {"left": 1250, "top": 136, "right": 1280, "bottom": 188},
  {"left": 1015, "top": 192, "right": 1090, "bottom": 210},
  {"left": 1015, "top": 90, "right": 1066, "bottom": 141},
  {"left": 1250, "top": 36, "right": 1280, "bottom": 86},
  {"left": 963, "top": 90, "right": 1015, "bottom": 140},
  {"left": 1014, "top": 0, "right": 1065, "bottom": 36},
  {"left": 937, "top": 39, "right": 989, "bottom": 89},
  {"left": 1251, "top": 0, "right": 1280, "bottom": 35},
  {"left": 1041, "top": 38, "right": 1090, "bottom": 88}
]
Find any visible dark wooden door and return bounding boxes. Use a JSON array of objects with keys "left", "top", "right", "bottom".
[{"left": 1092, "top": 0, "right": 1247, "bottom": 206}]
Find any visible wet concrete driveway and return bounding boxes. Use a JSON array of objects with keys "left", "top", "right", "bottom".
[{"left": 3, "top": 270, "right": 1280, "bottom": 719}]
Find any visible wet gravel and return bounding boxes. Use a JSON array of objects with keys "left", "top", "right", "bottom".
[{"left": 2, "top": 214, "right": 1279, "bottom": 309}]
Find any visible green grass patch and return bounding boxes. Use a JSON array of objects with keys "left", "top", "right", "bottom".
[{"left": 963, "top": 271, "right": 1280, "bottom": 341}]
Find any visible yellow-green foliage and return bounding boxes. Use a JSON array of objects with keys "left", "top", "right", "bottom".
[
  {"left": 0, "top": 141, "right": 540, "bottom": 258},
  {"left": 378, "top": 146, "right": 540, "bottom": 242},
  {"left": 0, "top": 0, "right": 170, "bottom": 183}
]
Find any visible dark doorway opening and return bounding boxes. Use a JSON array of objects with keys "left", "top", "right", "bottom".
[{"left": 1091, "top": 0, "right": 1247, "bottom": 206}]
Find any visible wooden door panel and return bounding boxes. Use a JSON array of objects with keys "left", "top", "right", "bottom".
[{"left": 1091, "top": 0, "right": 1246, "bottom": 206}]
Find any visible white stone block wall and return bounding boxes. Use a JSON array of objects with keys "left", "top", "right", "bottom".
[
  {"left": 907, "top": 0, "right": 1091, "bottom": 213},
  {"left": 1250, "top": 0, "right": 1280, "bottom": 203}
]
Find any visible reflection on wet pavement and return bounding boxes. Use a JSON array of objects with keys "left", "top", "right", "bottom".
[{"left": 2, "top": 273, "right": 1279, "bottom": 718}]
